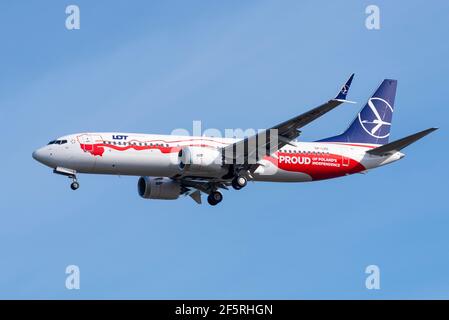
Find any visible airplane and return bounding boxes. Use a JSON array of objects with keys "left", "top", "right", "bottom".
[{"left": 32, "top": 75, "right": 437, "bottom": 206}]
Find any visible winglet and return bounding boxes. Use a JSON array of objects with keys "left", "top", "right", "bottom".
[{"left": 335, "top": 73, "right": 355, "bottom": 101}]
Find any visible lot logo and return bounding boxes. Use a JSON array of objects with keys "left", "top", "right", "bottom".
[
  {"left": 112, "top": 135, "right": 128, "bottom": 140},
  {"left": 358, "top": 97, "right": 393, "bottom": 139}
]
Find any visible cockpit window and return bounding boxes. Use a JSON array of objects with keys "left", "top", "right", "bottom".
[{"left": 49, "top": 139, "right": 67, "bottom": 145}]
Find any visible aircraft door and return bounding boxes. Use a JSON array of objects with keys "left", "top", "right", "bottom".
[{"left": 342, "top": 154, "right": 350, "bottom": 167}]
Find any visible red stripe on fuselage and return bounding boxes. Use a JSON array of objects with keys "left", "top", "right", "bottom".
[{"left": 79, "top": 143, "right": 186, "bottom": 157}]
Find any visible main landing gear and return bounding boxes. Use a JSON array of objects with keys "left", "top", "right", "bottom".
[
  {"left": 231, "top": 175, "right": 247, "bottom": 190},
  {"left": 207, "top": 191, "right": 223, "bottom": 206},
  {"left": 206, "top": 175, "right": 247, "bottom": 206}
]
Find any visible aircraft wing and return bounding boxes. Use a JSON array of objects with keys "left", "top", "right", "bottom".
[{"left": 221, "top": 74, "right": 355, "bottom": 166}]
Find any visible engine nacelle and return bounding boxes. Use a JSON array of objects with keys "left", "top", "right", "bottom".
[
  {"left": 137, "top": 177, "right": 181, "bottom": 200},
  {"left": 178, "top": 146, "right": 227, "bottom": 177}
]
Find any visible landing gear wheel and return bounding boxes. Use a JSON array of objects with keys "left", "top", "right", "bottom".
[
  {"left": 232, "top": 176, "right": 247, "bottom": 190},
  {"left": 70, "top": 181, "right": 79, "bottom": 190},
  {"left": 207, "top": 191, "right": 223, "bottom": 206}
]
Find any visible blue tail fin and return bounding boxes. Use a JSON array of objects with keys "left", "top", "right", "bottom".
[{"left": 320, "top": 79, "right": 397, "bottom": 145}]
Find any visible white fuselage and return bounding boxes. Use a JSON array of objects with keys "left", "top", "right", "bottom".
[{"left": 32, "top": 132, "right": 403, "bottom": 183}]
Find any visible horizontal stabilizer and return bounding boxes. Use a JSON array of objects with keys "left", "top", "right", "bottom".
[{"left": 367, "top": 128, "right": 438, "bottom": 156}]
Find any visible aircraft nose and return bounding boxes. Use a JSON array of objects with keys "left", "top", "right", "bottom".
[{"left": 32, "top": 148, "right": 45, "bottom": 163}]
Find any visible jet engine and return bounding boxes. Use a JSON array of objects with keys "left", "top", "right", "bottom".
[
  {"left": 178, "top": 146, "right": 227, "bottom": 177},
  {"left": 137, "top": 177, "right": 181, "bottom": 200}
]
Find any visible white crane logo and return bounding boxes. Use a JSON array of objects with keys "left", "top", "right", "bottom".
[
  {"left": 341, "top": 85, "right": 349, "bottom": 95},
  {"left": 358, "top": 97, "right": 393, "bottom": 139}
]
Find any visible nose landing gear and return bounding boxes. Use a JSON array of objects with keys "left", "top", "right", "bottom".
[
  {"left": 53, "top": 167, "right": 79, "bottom": 191},
  {"left": 70, "top": 179, "right": 79, "bottom": 190}
]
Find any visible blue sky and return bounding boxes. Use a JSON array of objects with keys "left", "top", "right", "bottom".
[{"left": 1, "top": 0, "right": 448, "bottom": 299}]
